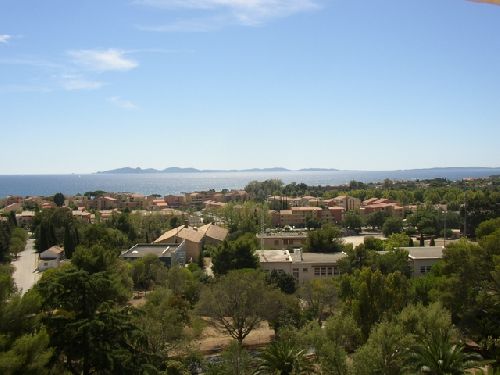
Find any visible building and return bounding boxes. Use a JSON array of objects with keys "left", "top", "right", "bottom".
[
  {"left": 256, "top": 249, "right": 347, "bottom": 284},
  {"left": 120, "top": 242, "right": 186, "bottom": 267},
  {"left": 200, "top": 223, "right": 229, "bottom": 247},
  {"left": 270, "top": 206, "right": 345, "bottom": 228},
  {"left": 154, "top": 223, "right": 227, "bottom": 262},
  {"left": 256, "top": 232, "right": 308, "bottom": 250},
  {"left": 38, "top": 246, "right": 65, "bottom": 271},
  {"left": 361, "top": 198, "right": 403, "bottom": 217},
  {"left": 164, "top": 195, "right": 186, "bottom": 208},
  {"left": 331, "top": 195, "right": 361, "bottom": 211},
  {"left": 402, "top": 246, "right": 444, "bottom": 277},
  {"left": 16, "top": 211, "right": 36, "bottom": 227}
]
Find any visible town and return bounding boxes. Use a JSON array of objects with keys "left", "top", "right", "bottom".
[{"left": 0, "top": 176, "right": 498, "bottom": 373}]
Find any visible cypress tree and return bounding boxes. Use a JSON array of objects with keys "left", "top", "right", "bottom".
[
  {"left": 419, "top": 233, "right": 425, "bottom": 247},
  {"left": 64, "top": 224, "right": 76, "bottom": 259},
  {"left": 8, "top": 211, "right": 17, "bottom": 228}
]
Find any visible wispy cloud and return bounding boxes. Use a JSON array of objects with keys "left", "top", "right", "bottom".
[
  {"left": 68, "top": 49, "right": 138, "bottom": 72},
  {"left": 0, "top": 34, "right": 12, "bottom": 44},
  {"left": 135, "top": 0, "right": 320, "bottom": 31},
  {"left": 60, "top": 75, "right": 105, "bottom": 91},
  {"left": 107, "top": 96, "right": 139, "bottom": 110}
]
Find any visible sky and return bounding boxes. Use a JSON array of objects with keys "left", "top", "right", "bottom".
[{"left": 0, "top": 0, "right": 499, "bottom": 174}]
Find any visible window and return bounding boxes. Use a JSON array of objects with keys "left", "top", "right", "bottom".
[
  {"left": 321, "top": 267, "right": 326, "bottom": 276},
  {"left": 327, "top": 267, "right": 333, "bottom": 275},
  {"left": 420, "top": 265, "right": 432, "bottom": 274},
  {"left": 314, "top": 267, "right": 320, "bottom": 276},
  {"left": 292, "top": 268, "right": 299, "bottom": 279},
  {"left": 274, "top": 240, "right": 279, "bottom": 246},
  {"left": 303, "top": 268, "right": 308, "bottom": 272}
]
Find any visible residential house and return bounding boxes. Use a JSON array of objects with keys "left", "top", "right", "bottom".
[
  {"left": 154, "top": 225, "right": 206, "bottom": 263},
  {"left": 154, "top": 223, "right": 228, "bottom": 262},
  {"left": 16, "top": 211, "right": 36, "bottom": 227},
  {"left": 38, "top": 246, "right": 65, "bottom": 271},
  {"left": 120, "top": 242, "right": 186, "bottom": 267},
  {"left": 402, "top": 246, "right": 444, "bottom": 277}
]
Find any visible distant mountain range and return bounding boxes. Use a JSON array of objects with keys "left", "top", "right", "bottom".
[{"left": 95, "top": 166, "right": 499, "bottom": 174}]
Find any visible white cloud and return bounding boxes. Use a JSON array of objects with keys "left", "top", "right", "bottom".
[
  {"left": 135, "top": 0, "right": 320, "bottom": 30},
  {"left": 60, "top": 75, "right": 105, "bottom": 91},
  {"left": 0, "top": 34, "right": 12, "bottom": 44},
  {"left": 107, "top": 96, "right": 139, "bottom": 110},
  {"left": 68, "top": 49, "right": 138, "bottom": 72}
]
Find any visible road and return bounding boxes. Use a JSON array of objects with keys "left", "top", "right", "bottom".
[{"left": 12, "top": 238, "right": 41, "bottom": 295}]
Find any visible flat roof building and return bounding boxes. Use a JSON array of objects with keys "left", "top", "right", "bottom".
[
  {"left": 256, "top": 249, "right": 347, "bottom": 284},
  {"left": 120, "top": 242, "right": 186, "bottom": 267}
]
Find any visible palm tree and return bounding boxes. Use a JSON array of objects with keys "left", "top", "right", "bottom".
[
  {"left": 406, "top": 330, "right": 483, "bottom": 374},
  {"left": 254, "top": 340, "right": 314, "bottom": 375}
]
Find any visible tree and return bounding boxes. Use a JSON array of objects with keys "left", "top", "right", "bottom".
[
  {"left": 0, "top": 222, "right": 12, "bottom": 262},
  {"left": 134, "top": 287, "right": 190, "bottom": 368},
  {"left": 197, "top": 269, "right": 275, "bottom": 345},
  {"left": 53, "top": 192, "right": 65, "bottom": 207},
  {"left": 305, "top": 224, "right": 344, "bottom": 253},
  {"left": 9, "top": 228, "right": 27, "bottom": 259},
  {"left": 384, "top": 233, "right": 411, "bottom": 250},
  {"left": 339, "top": 269, "right": 409, "bottom": 338},
  {"left": 299, "top": 277, "right": 338, "bottom": 325},
  {"left": 352, "top": 321, "right": 411, "bottom": 375},
  {"left": 382, "top": 217, "right": 403, "bottom": 237},
  {"left": 211, "top": 234, "right": 258, "bottom": 276},
  {"left": 265, "top": 269, "right": 296, "bottom": 294},
  {"left": 35, "top": 245, "right": 144, "bottom": 374},
  {"left": 366, "top": 211, "right": 388, "bottom": 230},
  {"left": 406, "top": 330, "right": 482, "bottom": 374},
  {"left": 203, "top": 341, "right": 254, "bottom": 375},
  {"left": 63, "top": 224, "right": 77, "bottom": 259},
  {"left": 7, "top": 211, "right": 17, "bottom": 228},
  {"left": 254, "top": 340, "right": 314, "bottom": 375},
  {"left": 343, "top": 212, "right": 363, "bottom": 233},
  {"left": 130, "top": 253, "right": 168, "bottom": 290}
]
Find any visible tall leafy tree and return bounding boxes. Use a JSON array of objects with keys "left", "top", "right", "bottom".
[
  {"left": 197, "top": 269, "right": 276, "bottom": 345},
  {"left": 53, "top": 193, "right": 65, "bottom": 207},
  {"left": 211, "top": 233, "right": 258, "bottom": 276}
]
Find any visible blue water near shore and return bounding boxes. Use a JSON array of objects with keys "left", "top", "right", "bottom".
[{"left": 1, "top": 168, "right": 499, "bottom": 197}]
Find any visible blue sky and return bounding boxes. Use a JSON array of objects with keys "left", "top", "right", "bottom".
[{"left": 0, "top": 0, "right": 499, "bottom": 174}]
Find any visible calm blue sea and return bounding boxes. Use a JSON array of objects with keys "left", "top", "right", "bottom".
[{"left": 1, "top": 169, "right": 499, "bottom": 197}]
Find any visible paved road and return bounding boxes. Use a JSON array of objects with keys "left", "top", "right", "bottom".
[{"left": 12, "top": 238, "right": 41, "bottom": 295}]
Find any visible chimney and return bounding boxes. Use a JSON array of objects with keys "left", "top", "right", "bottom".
[{"left": 184, "top": 220, "right": 189, "bottom": 228}]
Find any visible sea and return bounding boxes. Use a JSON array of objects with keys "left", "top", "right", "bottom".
[{"left": 1, "top": 168, "right": 499, "bottom": 197}]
